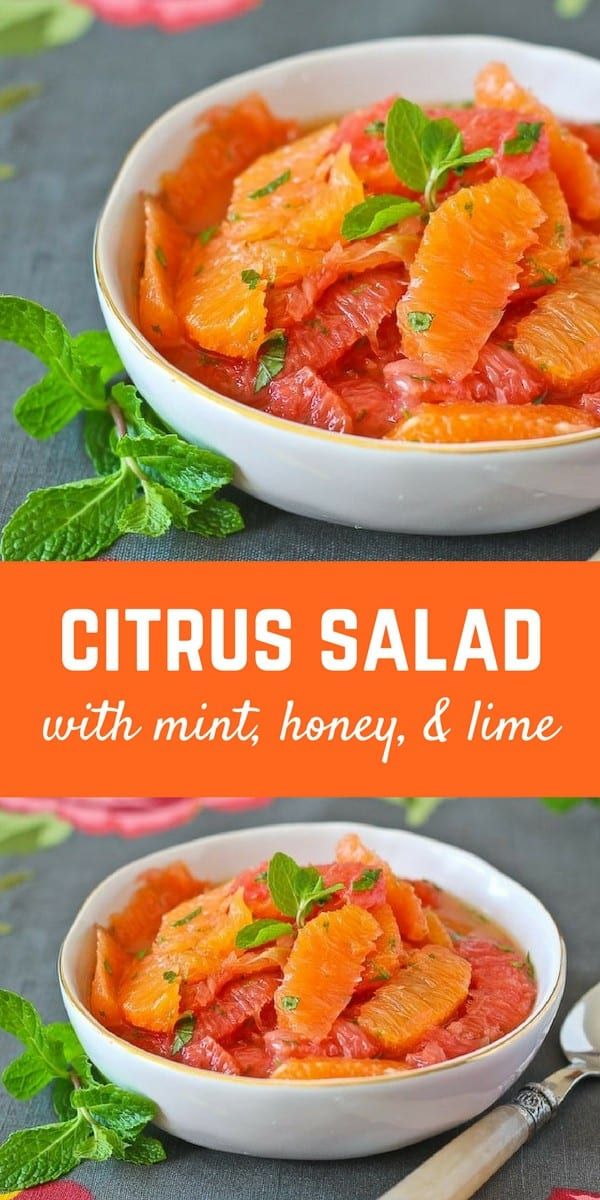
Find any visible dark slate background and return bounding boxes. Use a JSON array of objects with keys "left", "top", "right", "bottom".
[{"left": 0, "top": 0, "right": 599, "bottom": 560}]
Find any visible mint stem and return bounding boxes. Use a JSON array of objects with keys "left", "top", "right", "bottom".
[{"left": 108, "top": 400, "right": 145, "bottom": 485}]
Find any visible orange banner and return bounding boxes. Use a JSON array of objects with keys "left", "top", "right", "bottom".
[{"left": 0, "top": 563, "right": 596, "bottom": 797}]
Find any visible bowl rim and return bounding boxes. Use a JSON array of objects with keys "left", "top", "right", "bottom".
[
  {"left": 59, "top": 819, "right": 567, "bottom": 1089},
  {"left": 95, "top": 33, "right": 600, "bottom": 458}
]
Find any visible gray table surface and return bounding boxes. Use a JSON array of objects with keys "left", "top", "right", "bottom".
[
  {"left": 0, "top": 796, "right": 599, "bottom": 1198},
  {"left": 1, "top": 0, "right": 600, "bottom": 560}
]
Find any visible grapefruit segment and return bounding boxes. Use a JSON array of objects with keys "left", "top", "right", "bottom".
[
  {"left": 398, "top": 176, "right": 545, "bottom": 379},
  {"left": 138, "top": 197, "right": 190, "bottom": 349},
  {"left": 178, "top": 1033, "right": 239, "bottom": 1074},
  {"left": 391, "top": 401, "right": 597, "bottom": 443},
  {"left": 427, "top": 105, "right": 551, "bottom": 183},
  {"left": 513, "top": 264, "right": 600, "bottom": 388},
  {"left": 193, "top": 975, "right": 278, "bottom": 1042},
  {"left": 357, "top": 946, "right": 472, "bottom": 1053},
  {"left": 275, "top": 905, "right": 379, "bottom": 1041},
  {"left": 474, "top": 62, "right": 600, "bottom": 221},
  {"left": 284, "top": 269, "right": 406, "bottom": 378},
  {"left": 266, "top": 366, "right": 353, "bottom": 432},
  {"left": 90, "top": 927, "right": 129, "bottom": 1028},
  {"left": 384, "top": 344, "right": 546, "bottom": 408},
  {"left": 266, "top": 1016, "right": 378, "bottom": 1064},
  {"left": 406, "top": 937, "right": 536, "bottom": 1066},
  {"left": 424, "top": 910, "right": 453, "bottom": 949}
]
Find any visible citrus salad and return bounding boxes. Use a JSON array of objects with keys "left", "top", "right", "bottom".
[
  {"left": 90, "top": 835, "right": 536, "bottom": 1079},
  {"left": 136, "top": 62, "right": 600, "bottom": 444}
]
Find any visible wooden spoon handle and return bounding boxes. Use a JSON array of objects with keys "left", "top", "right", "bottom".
[{"left": 379, "top": 1097, "right": 550, "bottom": 1200}]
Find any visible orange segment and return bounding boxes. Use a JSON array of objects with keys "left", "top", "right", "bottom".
[
  {"left": 514, "top": 264, "right": 600, "bottom": 388},
  {"left": 391, "top": 401, "right": 597, "bottom": 443},
  {"left": 283, "top": 144, "right": 364, "bottom": 251},
  {"left": 474, "top": 62, "right": 600, "bottom": 221},
  {"left": 275, "top": 905, "right": 379, "bottom": 1041},
  {"left": 223, "top": 129, "right": 364, "bottom": 253},
  {"left": 518, "top": 171, "right": 572, "bottom": 294},
  {"left": 386, "top": 877, "right": 429, "bottom": 944},
  {"left": 119, "top": 951, "right": 181, "bottom": 1033},
  {"left": 424, "top": 910, "right": 454, "bottom": 949},
  {"left": 398, "top": 177, "right": 545, "bottom": 379},
  {"left": 155, "top": 886, "right": 253, "bottom": 982},
  {"left": 178, "top": 235, "right": 267, "bottom": 359},
  {"left": 161, "top": 94, "right": 298, "bottom": 231},
  {"left": 360, "top": 903, "right": 403, "bottom": 988},
  {"left": 90, "top": 927, "right": 129, "bottom": 1028},
  {"left": 272, "top": 1057, "right": 408, "bottom": 1079},
  {"left": 357, "top": 946, "right": 472, "bottom": 1053},
  {"left": 138, "top": 197, "right": 190, "bottom": 349},
  {"left": 571, "top": 224, "right": 600, "bottom": 268},
  {"left": 109, "top": 862, "right": 202, "bottom": 955}
]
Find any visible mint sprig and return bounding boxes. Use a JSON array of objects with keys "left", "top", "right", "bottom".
[
  {"left": 266, "top": 851, "right": 343, "bottom": 927},
  {"left": 0, "top": 296, "right": 244, "bottom": 560},
  {"left": 235, "top": 917, "right": 293, "bottom": 950},
  {"left": 341, "top": 99, "right": 494, "bottom": 242},
  {"left": 0, "top": 989, "right": 165, "bottom": 1191},
  {"left": 385, "top": 98, "right": 494, "bottom": 210}
]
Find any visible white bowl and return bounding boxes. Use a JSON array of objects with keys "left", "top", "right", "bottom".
[
  {"left": 94, "top": 35, "right": 600, "bottom": 536},
  {"left": 59, "top": 821, "right": 565, "bottom": 1160}
]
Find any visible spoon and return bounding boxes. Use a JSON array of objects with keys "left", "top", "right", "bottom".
[{"left": 379, "top": 981, "right": 600, "bottom": 1200}]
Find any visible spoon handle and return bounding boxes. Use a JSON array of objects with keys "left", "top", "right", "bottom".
[{"left": 378, "top": 1084, "right": 558, "bottom": 1200}]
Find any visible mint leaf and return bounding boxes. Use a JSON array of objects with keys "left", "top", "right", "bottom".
[
  {"left": 503, "top": 121, "right": 544, "bottom": 156},
  {"left": 342, "top": 195, "right": 423, "bottom": 242},
  {"left": 383, "top": 796, "right": 445, "bottom": 826},
  {"left": 254, "top": 329, "right": 287, "bottom": 392},
  {"left": 267, "top": 851, "right": 304, "bottom": 918},
  {"left": 171, "top": 1014, "right": 195, "bottom": 1055},
  {"left": 352, "top": 868, "right": 382, "bottom": 893},
  {"left": 84, "top": 410, "right": 120, "bottom": 475},
  {"left": 241, "top": 269, "right": 262, "bottom": 290},
  {"left": 0, "top": 83, "right": 41, "bottom": 113},
  {"left": 0, "top": 163, "right": 16, "bottom": 180},
  {"left": 407, "top": 311, "right": 434, "bottom": 333},
  {"left": 2, "top": 1047, "right": 55, "bottom": 1100},
  {"left": 422, "top": 118, "right": 462, "bottom": 171},
  {"left": 249, "top": 170, "right": 291, "bottom": 199},
  {"left": 115, "top": 434, "right": 233, "bottom": 503},
  {"left": 0, "top": 1117, "right": 87, "bottom": 1191},
  {"left": 0, "top": 298, "right": 106, "bottom": 437},
  {"left": 266, "top": 852, "right": 343, "bottom": 927},
  {"left": 0, "top": 811, "right": 72, "bottom": 855},
  {"left": 73, "top": 330, "right": 123, "bottom": 383},
  {"left": 0, "top": 992, "right": 67, "bottom": 1076},
  {"left": 0, "top": 2, "right": 94, "bottom": 57},
  {"left": 45, "top": 1021, "right": 94, "bottom": 1083},
  {"left": 385, "top": 98, "right": 431, "bottom": 193},
  {"left": 365, "top": 119, "right": 385, "bottom": 137},
  {"left": 0, "top": 870, "right": 32, "bottom": 893},
  {"left": 112, "top": 383, "right": 169, "bottom": 438},
  {"left": 235, "top": 919, "right": 293, "bottom": 950},
  {"left": 71, "top": 1084, "right": 157, "bottom": 1139},
  {"left": 182, "top": 496, "right": 244, "bottom": 538},
  {"left": 114, "top": 1134, "right": 167, "bottom": 1164},
  {"left": 1, "top": 467, "right": 137, "bottom": 561},
  {"left": 52, "top": 1077, "right": 75, "bottom": 1121},
  {"left": 117, "top": 485, "right": 173, "bottom": 538}
]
